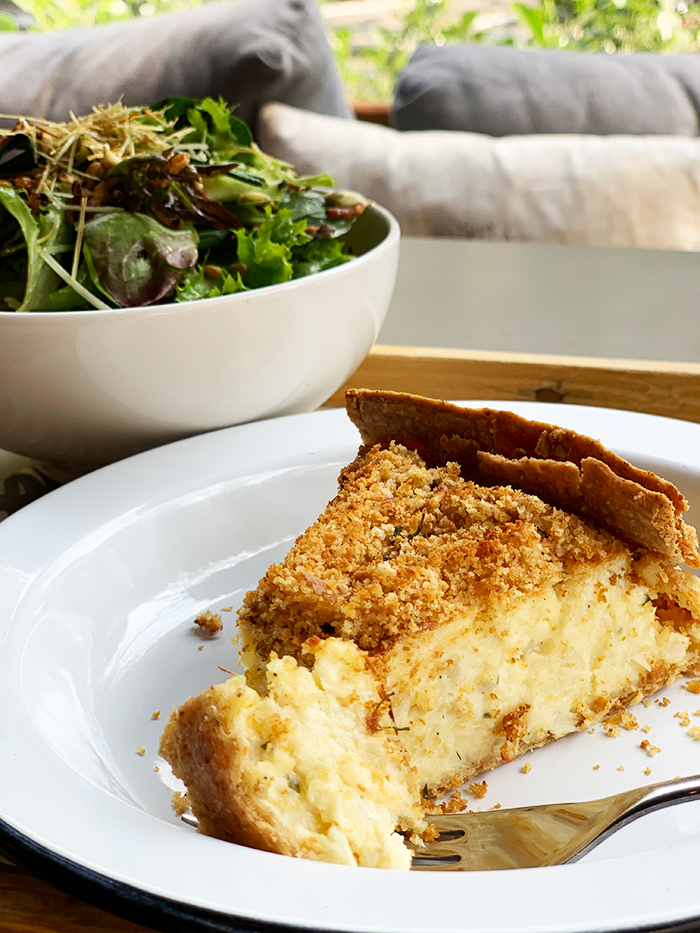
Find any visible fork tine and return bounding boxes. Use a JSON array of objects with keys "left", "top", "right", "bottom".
[{"left": 411, "top": 803, "right": 614, "bottom": 871}]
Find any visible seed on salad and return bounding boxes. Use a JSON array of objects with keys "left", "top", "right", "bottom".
[
  {"left": 203, "top": 264, "right": 222, "bottom": 279},
  {"left": 228, "top": 262, "right": 247, "bottom": 276},
  {"left": 239, "top": 191, "right": 270, "bottom": 203},
  {"left": 325, "top": 189, "right": 370, "bottom": 209},
  {"left": 167, "top": 152, "right": 190, "bottom": 175}
]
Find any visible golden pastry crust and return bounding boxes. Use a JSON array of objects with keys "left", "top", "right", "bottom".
[
  {"left": 345, "top": 389, "right": 700, "bottom": 568},
  {"left": 160, "top": 682, "right": 298, "bottom": 855}
]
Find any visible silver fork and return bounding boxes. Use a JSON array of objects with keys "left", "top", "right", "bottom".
[{"left": 411, "top": 773, "right": 700, "bottom": 871}]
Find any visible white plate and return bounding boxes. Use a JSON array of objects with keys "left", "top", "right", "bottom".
[{"left": 2, "top": 401, "right": 700, "bottom": 933}]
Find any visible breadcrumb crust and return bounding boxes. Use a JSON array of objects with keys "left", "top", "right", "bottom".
[{"left": 239, "top": 443, "right": 627, "bottom": 663}]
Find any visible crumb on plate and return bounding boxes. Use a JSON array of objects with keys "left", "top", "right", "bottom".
[
  {"left": 194, "top": 610, "right": 223, "bottom": 635},
  {"left": 172, "top": 791, "right": 189, "bottom": 816},
  {"left": 468, "top": 781, "right": 488, "bottom": 799}
]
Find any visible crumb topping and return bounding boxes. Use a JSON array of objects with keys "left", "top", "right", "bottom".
[{"left": 239, "top": 444, "right": 626, "bottom": 659}]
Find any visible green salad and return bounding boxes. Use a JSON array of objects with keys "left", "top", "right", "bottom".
[{"left": 0, "top": 97, "right": 369, "bottom": 312}]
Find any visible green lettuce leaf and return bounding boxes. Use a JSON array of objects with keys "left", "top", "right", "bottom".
[
  {"left": 0, "top": 189, "right": 70, "bottom": 312},
  {"left": 44, "top": 263, "right": 108, "bottom": 311},
  {"left": 291, "top": 238, "right": 351, "bottom": 278},
  {"left": 280, "top": 189, "right": 358, "bottom": 238},
  {"left": 235, "top": 208, "right": 310, "bottom": 289},
  {"left": 153, "top": 96, "right": 253, "bottom": 151},
  {"left": 175, "top": 264, "right": 247, "bottom": 302}
]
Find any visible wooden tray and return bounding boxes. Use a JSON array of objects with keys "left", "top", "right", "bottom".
[
  {"left": 326, "top": 345, "right": 700, "bottom": 423},
  {"left": 3, "top": 344, "right": 700, "bottom": 933}
]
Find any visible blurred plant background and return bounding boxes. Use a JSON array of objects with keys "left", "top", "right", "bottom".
[
  {"left": 330, "top": 0, "right": 700, "bottom": 99},
  {"left": 1, "top": 0, "right": 699, "bottom": 100},
  {"left": 0, "top": 0, "right": 200, "bottom": 31}
]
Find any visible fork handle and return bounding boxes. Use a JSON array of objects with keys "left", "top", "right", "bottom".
[{"left": 569, "top": 772, "right": 700, "bottom": 863}]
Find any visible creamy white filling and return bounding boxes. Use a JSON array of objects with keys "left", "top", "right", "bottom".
[
  {"left": 379, "top": 556, "right": 690, "bottom": 793},
  {"left": 219, "top": 639, "right": 422, "bottom": 868}
]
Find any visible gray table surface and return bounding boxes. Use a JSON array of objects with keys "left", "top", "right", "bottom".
[{"left": 378, "top": 238, "right": 700, "bottom": 362}]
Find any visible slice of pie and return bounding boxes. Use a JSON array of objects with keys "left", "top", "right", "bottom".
[{"left": 160, "top": 390, "right": 700, "bottom": 868}]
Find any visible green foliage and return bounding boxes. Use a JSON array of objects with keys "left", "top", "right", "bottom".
[
  {"left": 515, "top": 0, "right": 699, "bottom": 51},
  {"left": 332, "top": 0, "right": 487, "bottom": 101},
  {"left": 11, "top": 0, "right": 201, "bottom": 32},
  {"left": 0, "top": 12, "right": 19, "bottom": 30},
  {"left": 333, "top": 0, "right": 700, "bottom": 101}
]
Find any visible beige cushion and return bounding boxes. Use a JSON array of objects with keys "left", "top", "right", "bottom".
[{"left": 257, "top": 102, "right": 700, "bottom": 251}]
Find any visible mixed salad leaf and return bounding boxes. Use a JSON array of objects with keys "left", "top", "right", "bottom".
[{"left": 0, "top": 97, "right": 369, "bottom": 311}]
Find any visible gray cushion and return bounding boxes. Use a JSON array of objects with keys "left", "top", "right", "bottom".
[
  {"left": 393, "top": 44, "right": 700, "bottom": 136},
  {"left": 0, "top": 0, "right": 351, "bottom": 130}
]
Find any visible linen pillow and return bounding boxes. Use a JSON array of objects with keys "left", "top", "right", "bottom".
[
  {"left": 393, "top": 45, "right": 700, "bottom": 137},
  {"left": 0, "top": 0, "right": 351, "bottom": 129},
  {"left": 257, "top": 102, "right": 700, "bottom": 250}
]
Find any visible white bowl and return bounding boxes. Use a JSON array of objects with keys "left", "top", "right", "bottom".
[{"left": 0, "top": 203, "right": 399, "bottom": 467}]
